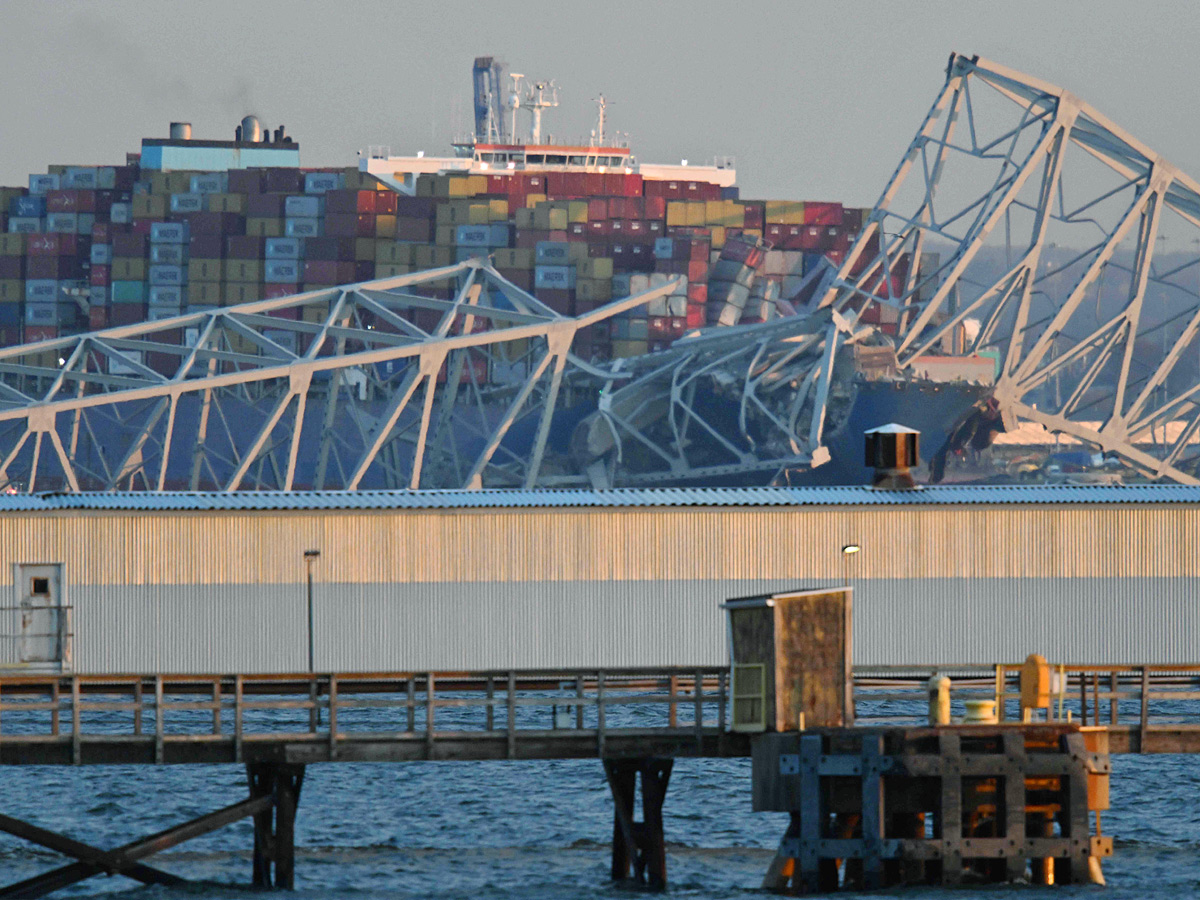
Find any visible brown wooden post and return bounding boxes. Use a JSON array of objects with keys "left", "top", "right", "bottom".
[
  {"left": 640, "top": 758, "right": 673, "bottom": 890},
  {"left": 425, "top": 673, "right": 435, "bottom": 760},
  {"left": 246, "top": 762, "right": 276, "bottom": 888},
  {"left": 668, "top": 674, "right": 678, "bottom": 728},
  {"left": 604, "top": 759, "right": 637, "bottom": 881},
  {"left": 133, "top": 679, "right": 143, "bottom": 736},
  {"left": 273, "top": 764, "right": 305, "bottom": 890},
  {"left": 485, "top": 676, "right": 494, "bottom": 731},
  {"left": 1140, "top": 667, "right": 1150, "bottom": 752},
  {"left": 1110, "top": 670, "right": 1119, "bottom": 724}
]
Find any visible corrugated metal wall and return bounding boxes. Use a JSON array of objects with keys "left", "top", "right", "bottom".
[{"left": 1, "top": 503, "right": 1196, "bottom": 672}]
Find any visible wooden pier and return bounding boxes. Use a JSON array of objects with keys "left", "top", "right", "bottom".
[{"left": 0, "top": 664, "right": 1197, "bottom": 896}]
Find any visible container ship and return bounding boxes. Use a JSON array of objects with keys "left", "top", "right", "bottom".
[{"left": 0, "top": 57, "right": 990, "bottom": 489}]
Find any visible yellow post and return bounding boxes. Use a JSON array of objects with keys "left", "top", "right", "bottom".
[
  {"left": 1020, "top": 653, "right": 1050, "bottom": 721},
  {"left": 927, "top": 675, "right": 951, "bottom": 725}
]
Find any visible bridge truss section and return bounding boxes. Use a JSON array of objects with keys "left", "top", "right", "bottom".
[
  {"left": 0, "top": 261, "right": 677, "bottom": 493},
  {"left": 818, "top": 53, "right": 1200, "bottom": 483}
]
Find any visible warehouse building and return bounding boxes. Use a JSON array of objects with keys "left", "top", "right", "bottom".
[{"left": 0, "top": 485, "right": 1196, "bottom": 674}]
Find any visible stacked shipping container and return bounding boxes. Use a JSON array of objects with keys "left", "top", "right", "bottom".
[{"left": 0, "top": 153, "right": 871, "bottom": 370}]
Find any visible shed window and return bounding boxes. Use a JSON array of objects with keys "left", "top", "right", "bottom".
[{"left": 31, "top": 577, "right": 49, "bottom": 595}]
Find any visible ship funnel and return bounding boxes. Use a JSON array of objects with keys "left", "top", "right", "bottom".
[
  {"left": 240, "top": 115, "right": 263, "bottom": 143},
  {"left": 169, "top": 122, "right": 192, "bottom": 141},
  {"left": 864, "top": 423, "right": 920, "bottom": 490}
]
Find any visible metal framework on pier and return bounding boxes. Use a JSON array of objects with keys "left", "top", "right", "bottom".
[
  {"left": 819, "top": 53, "right": 1200, "bottom": 482},
  {"left": 0, "top": 261, "right": 676, "bottom": 492}
]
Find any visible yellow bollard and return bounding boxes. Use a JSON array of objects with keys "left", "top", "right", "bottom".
[{"left": 927, "top": 675, "right": 951, "bottom": 725}]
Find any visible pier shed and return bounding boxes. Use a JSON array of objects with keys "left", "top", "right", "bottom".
[{"left": 0, "top": 485, "right": 1197, "bottom": 674}]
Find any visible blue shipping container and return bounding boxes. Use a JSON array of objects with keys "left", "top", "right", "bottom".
[{"left": 9, "top": 196, "right": 45, "bottom": 218}]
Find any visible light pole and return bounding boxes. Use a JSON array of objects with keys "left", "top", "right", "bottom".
[
  {"left": 303, "top": 549, "right": 320, "bottom": 673},
  {"left": 841, "top": 543, "right": 860, "bottom": 589}
]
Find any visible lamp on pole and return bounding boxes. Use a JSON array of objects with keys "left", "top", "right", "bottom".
[
  {"left": 303, "top": 549, "right": 320, "bottom": 673},
  {"left": 841, "top": 543, "right": 860, "bottom": 589}
]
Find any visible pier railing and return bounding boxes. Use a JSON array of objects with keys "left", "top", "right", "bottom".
[
  {"left": 2, "top": 665, "right": 1199, "bottom": 763},
  {"left": 0, "top": 668, "right": 733, "bottom": 764}
]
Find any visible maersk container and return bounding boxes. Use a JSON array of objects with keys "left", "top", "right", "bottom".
[
  {"left": 147, "top": 305, "right": 183, "bottom": 321},
  {"left": 534, "top": 265, "right": 575, "bottom": 289},
  {"left": 284, "top": 195, "right": 323, "bottom": 218},
  {"left": 653, "top": 238, "right": 674, "bottom": 260},
  {"left": 46, "top": 213, "right": 78, "bottom": 234},
  {"left": 9, "top": 196, "right": 45, "bottom": 218},
  {"left": 63, "top": 167, "right": 98, "bottom": 190},
  {"left": 7, "top": 218, "right": 42, "bottom": 234},
  {"left": 264, "top": 259, "right": 302, "bottom": 283},
  {"left": 149, "top": 286, "right": 183, "bottom": 306},
  {"left": 90, "top": 244, "right": 112, "bottom": 266},
  {"left": 25, "top": 280, "right": 59, "bottom": 302},
  {"left": 190, "top": 173, "right": 226, "bottom": 194},
  {"left": 24, "top": 301, "right": 75, "bottom": 326},
  {"left": 535, "top": 241, "right": 571, "bottom": 264},
  {"left": 265, "top": 237, "right": 303, "bottom": 260},
  {"left": 170, "top": 193, "right": 204, "bottom": 214},
  {"left": 150, "top": 222, "right": 188, "bottom": 244},
  {"left": 304, "top": 172, "right": 342, "bottom": 194},
  {"left": 285, "top": 217, "right": 322, "bottom": 238},
  {"left": 456, "top": 225, "right": 491, "bottom": 247},
  {"left": 150, "top": 244, "right": 185, "bottom": 265},
  {"left": 28, "top": 174, "right": 60, "bottom": 195},
  {"left": 149, "top": 265, "right": 186, "bottom": 287}
]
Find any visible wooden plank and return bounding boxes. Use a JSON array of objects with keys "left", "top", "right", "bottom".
[
  {"left": 506, "top": 672, "right": 516, "bottom": 759},
  {"left": 328, "top": 675, "right": 339, "bottom": 761},
  {"left": 154, "top": 677, "right": 164, "bottom": 765},
  {"left": 1003, "top": 730, "right": 1027, "bottom": 881},
  {"left": 424, "top": 673, "right": 435, "bottom": 760},
  {"left": 860, "top": 733, "right": 885, "bottom": 889},
  {"left": 797, "top": 733, "right": 822, "bottom": 892},
  {"left": 938, "top": 730, "right": 963, "bottom": 885},
  {"left": 1140, "top": 667, "right": 1150, "bottom": 751},
  {"left": 70, "top": 679, "right": 80, "bottom": 766},
  {"left": 234, "top": 675, "right": 244, "bottom": 763}
]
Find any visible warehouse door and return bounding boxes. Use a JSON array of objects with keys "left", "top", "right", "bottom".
[{"left": 15, "top": 564, "right": 68, "bottom": 668}]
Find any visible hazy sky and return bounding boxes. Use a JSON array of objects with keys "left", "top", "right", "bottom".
[{"left": 2, "top": 1, "right": 1199, "bottom": 206}]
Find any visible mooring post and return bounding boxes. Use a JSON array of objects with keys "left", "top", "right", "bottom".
[
  {"left": 603, "top": 757, "right": 673, "bottom": 891},
  {"left": 245, "top": 761, "right": 305, "bottom": 890},
  {"left": 247, "top": 762, "right": 276, "bottom": 887}
]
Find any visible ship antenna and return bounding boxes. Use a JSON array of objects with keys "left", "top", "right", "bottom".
[{"left": 591, "top": 94, "right": 611, "bottom": 145}]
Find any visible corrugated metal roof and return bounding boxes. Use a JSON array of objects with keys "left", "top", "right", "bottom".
[{"left": 2, "top": 483, "right": 1200, "bottom": 512}]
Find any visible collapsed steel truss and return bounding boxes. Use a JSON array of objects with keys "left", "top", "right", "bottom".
[
  {"left": 0, "top": 262, "right": 676, "bottom": 491},
  {"left": 819, "top": 53, "right": 1200, "bottom": 482}
]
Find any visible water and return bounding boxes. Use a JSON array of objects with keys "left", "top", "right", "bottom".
[{"left": 1, "top": 754, "right": 1199, "bottom": 898}]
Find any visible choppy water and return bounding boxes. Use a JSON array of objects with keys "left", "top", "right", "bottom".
[{"left": 1, "top": 754, "right": 1198, "bottom": 898}]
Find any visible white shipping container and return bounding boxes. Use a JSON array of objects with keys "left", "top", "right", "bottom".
[
  {"left": 95, "top": 167, "right": 117, "bottom": 190},
  {"left": 285, "top": 218, "right": 322, "bottom": 238},
  {"left": 88, "top": 285, "right": 107, "bottom": 307},
  {"left": 189, "top": 173, "right": 227, "bottom": 194},
  {"left": 147, "top": 306, "right": 184, "bottom": 321},
  {"left": 75, "top": 213, "right": 95, "bottom": 235},
  {"left": 284, "top": 195, "right": 323, "bottom": 218},
  {"left": 25, "top": 280, "right": 59, "bottom": 302},
  {"left": 304, "top": 172, "right": 342, "bottom": 194},
  {"left": 264, "top": 260, "right": 301, "bottom": 283},
  {"left": 149, "top": 286, "right": 184, "bottom": 306},
  {"left": 90, "top": 244, "right": 113, "bottom": 266},
  {"left": 46, "top": 213, "right": 78, "bottom": 234},
  {"left": 63, "top": 167, "right": 98, "bottom": 189},
  {"left": 108, "top": 350, "right": 144, "bottom": 376},
  {"left": 110, "top": 203, "right": 131, "bottom": 224},
  {"left": 29, "top": 173, "right": 61, "bottom": 195},
  {"left": 7, "top": 217, "right": 42, "bottom": 234},
  {"left": 151, "top": 222, "right": 188, "bottom": 244},
  {"left": 150, "top": 244, "right": 185, "bottom": 265},
  {"left": 667, "top": 295, "right": 688, "bottom": 317},
  {"left": 265, "top": 237, "right": 303, "bottom": 259},
  {"left": 170, "top": 193, "right": 204, "bottom": 214},
  {"left": 647, "top": 296, "right": 669, "bottom": 316},
  {"left": 629, "top": 274, "right": 651, "bottom": 294},
  {"left": 149, "top": 265, "right": 186, "bottom": 287}
]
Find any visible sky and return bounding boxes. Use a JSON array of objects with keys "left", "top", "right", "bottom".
[{"left": 2, "top": 1, "right": 1200, "bottom": 206}]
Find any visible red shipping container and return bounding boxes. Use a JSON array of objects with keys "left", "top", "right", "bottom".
[
  {"left": 92, "top": 222, "right": 113, "bottom": 243},
  {"left": 247, "top": 193, "right": 285, "bottom": 217},
  {"left": 742, "top": 203, "right": 765, "bottom": 230},
  {"left": 228, "top": 169, "right": 264, "bottom": 194},
  {"left": 798, "top": 226, "right": 823, "bottom": 251},
  {"left": 112, "top": 233, "right": 147, "bottom": 256},
  {"left": 190, "top": 212, "right": 246, "bottom": 236},
  {"left": 90, "top": 265, "right": 110, "bottom": 287},
  {"left": 28, "top": 234, "right": 79, "bottom": 256},
  {"left": 803, "top": 201, "right": 843, "bottom": 226},
  {"left": 0, "top": 327, "right": 21, "bottom": 346},
  {"left": 324, "top": 213, "right": 359, "bottom": 237},
  {"left": 644, "top": 180, "right": 665, "bottom": 199},
  {"left": 305, "top": 237, "right": 356, "bottom": 260},
  {"left": 610, "top": 220, "right": 626, "bottom": 237},
  {"left": 687, "top": 259, "right": 708, "bottom": 283},
  {"left": 357, "top": 214, "right": 375, "bottom": 237},
  {"left": 547, "top": 229, "right": 569, "bottom": 243},
  {"left": 514, "top": 228, "right": 539, "bottom": 249},
  {"left": 545, "top": 172, "right": 566, "bottom": 197},
  {"left": 189, "top": 235, "right": 224, "bottom": 258},
  {"left": 563, "top": 173, "right": 586, "bottom": 196},
  {"left": 395, "top": 196, "right": 437, "bottom": 218},
  {"left": 587, "top": 198, "right": 608, "bottom": 221},
  {"left": 496, "top": 268, "right": 533, "bottom": 290},
  {"left": 487, "top": 174, "right": 512, "bottom": 194},
  {"left": 567, "top": 223, "right": 587, "bottom": 241},
  {"left": 648, "top": 316, "right": 671, "bottom": 339},
  {"left": 88, "top": 307, "right": 109, "bottom": 330},
  {"left": 643, "top": 196, "right": 666, "bottom": 220},
  {"left": 842, "top": 207, "right": 863, "bottom": 232},
  {"left": 524, "top": 175, "right": 545, "bottom": 192},
  {"left": 603, "top": 172, "right": 626, "bottom": 196},
  {"left": 354, "top": 261, "right": 374, "bottom": 281},
  {"left": 587, "top": 240, "right": 611, "bottom": 258},
  {"left": 47, "top": 190, "right": 95, "bottom": 213},
  {"left": 581, "top": 173, "right": 604, "bottom": 195},
  {"left": 224, "top": 235, "right": 262, "bottom": 259},
  {"left": 374, "top": 192, "right": 397, "bottom": 216},
  {"left": 685, "top": 303, "right": 705, "bottom": 328},
  {"left": 304, "top": 260, "right": 338, "bottom": 283},
  {"left": 765, "top": 224, "right": 785, "bottom": 246},
  {"left": 0, "top": 257, "right": 22, "bottom": 278},
  {"left": 587, "top": 220, "right": 611, "bottom": 237},
  {"left": 687, "top": 283, "right": 707, "bottom": 304},
  {"left": 23, "top": 325, "right": 59, "bottom": 343},
  {"left": 538, "top": 289, "right": 573, "bottom": 315}
]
